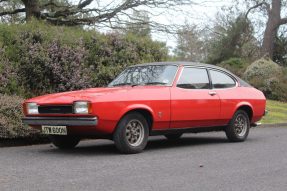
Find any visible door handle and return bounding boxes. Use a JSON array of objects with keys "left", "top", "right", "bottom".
[{"left": 209, "top": 91, "right": 217, "bottom": 96}]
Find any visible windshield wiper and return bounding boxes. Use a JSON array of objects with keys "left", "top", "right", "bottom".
[
  {"left": 112, "top": 83, "right": 133, "bottom": 87},
  {"left": 144, "top": 82, "right": 168, "bottom": 85},
  {"left": 112, "top": 82, "right": 167, "bottom": 87}
]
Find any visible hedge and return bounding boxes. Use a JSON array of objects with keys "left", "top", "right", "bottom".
[
  {"left": 0, "top": 21, "right": 169, "bottom": 97},
  {"left": 0, "top": 94, "right": 42, "bottom": 139}
]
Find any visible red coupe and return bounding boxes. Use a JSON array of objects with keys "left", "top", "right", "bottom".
[{"left": 22, "top": 62, "right": 266, "bottom": 154}]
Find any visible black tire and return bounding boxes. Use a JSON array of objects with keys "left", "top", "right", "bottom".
[
  {"left": 165, "top": 133, "right": 183, "bottom": 141},
  {"left": 49, "top": 135, "right": 80, "bottom": 149},
  {"left": 225, "top": 110, "right": 250, "bottom": 142},
  {"left": 113, "top": 112, "right": 149, "bottom": 154}
]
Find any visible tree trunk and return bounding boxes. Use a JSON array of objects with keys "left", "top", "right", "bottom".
[
  {"left": 261, "top": 0, "right": 281, "bottom": 58},
  {"left": 22, "top": 0, "right": 41, "bottom": 21},
  {"left": 261, "top": 19, "right": 279, "bottom": 58}
]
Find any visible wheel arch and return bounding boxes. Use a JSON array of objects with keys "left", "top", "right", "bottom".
[
  {"left": 235, "top": 102, "right": 254, "bottom": 121},
  {"left": 116, "top": 105, "right": 155, "bottom": 133}
]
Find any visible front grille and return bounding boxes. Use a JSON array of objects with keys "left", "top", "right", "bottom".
[{"left": 38, "top": 105, "right": 73, "bottom": 114}]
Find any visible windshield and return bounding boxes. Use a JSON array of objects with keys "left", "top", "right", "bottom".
[{"left": 108, "top": 65, "right": 178, "bottom": 87}]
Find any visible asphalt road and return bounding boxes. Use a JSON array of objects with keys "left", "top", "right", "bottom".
[{"left": 1, "top": 127, "right": 287, "bottom": 191}]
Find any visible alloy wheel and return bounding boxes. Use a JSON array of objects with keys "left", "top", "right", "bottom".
[
  {"left": 234, "top": 114, "right": 248, "bottom": 137},
  {"left": 125, "top": 119, "right": 145, "bottom": 147}
]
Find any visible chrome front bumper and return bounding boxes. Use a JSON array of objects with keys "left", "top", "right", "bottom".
[{"left": 22, "top": 117, "right": 98, "bottom": 126}]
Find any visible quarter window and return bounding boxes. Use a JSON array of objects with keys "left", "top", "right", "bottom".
[
  {"left": 177, "top": 68, "right": 210, "bottom": 89},
  {"left": 209, "top": 70, "right": 236, "bottom": 88}
]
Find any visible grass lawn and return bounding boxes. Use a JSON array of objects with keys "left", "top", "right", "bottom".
[{"left": 260, "top": 100, "right": 287, "bottom": 124}]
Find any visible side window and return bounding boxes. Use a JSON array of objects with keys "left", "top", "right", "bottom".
[
  {"left": 177, "top": 68, "right": 210, "bottom": 89},
  {"left": 209, "top": 70, "right": 236, "bottom": 89}
]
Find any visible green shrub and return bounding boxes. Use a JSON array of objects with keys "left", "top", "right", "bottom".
[
  {"left": 86, "top": 32, "right": 168, "bottom": 86},
  {"left": 244, "top": 58, "right": 282, "bottom": 79},
  {"left": 0, "top": 94, "right": 41, "bottom": 139},
  {"left": 243, "top": 58, "right": 287, "bottom": 101},
  {"left": 218, "top": 57, "right": 248, "bottom": 77}
]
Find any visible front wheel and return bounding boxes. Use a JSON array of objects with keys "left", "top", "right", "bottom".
[
  {"left": 113, "top": 112, "right": 149, "bottom": 154},
  {"left": 225, "top": 110, "right": 250, "bottom": 142},
  {"left": 49, "top": 135, "right": 80, "bottom": 149}
]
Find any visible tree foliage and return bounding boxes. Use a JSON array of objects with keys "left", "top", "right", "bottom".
[
  {"left": 273, "top": 29, "right": 287, "bottom": 66},
  {"left": 0, "top": 0, "right": 195, "bottom": 32},
  {"left": 174, "top": 24, "right": 207, "bottom": 62},
  {"left": 124, "top": 10, "right": 151, "bottom": 37},
  {"left": 207, "top": 14, "right": 258, "bottom": 64},
  {"left": 245, "top": 0, "right": 287, "bottom": 58}
]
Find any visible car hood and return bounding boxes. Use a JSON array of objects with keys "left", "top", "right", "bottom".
[{"left": 26, "top": 87, "right": 130, "bottom": 105}]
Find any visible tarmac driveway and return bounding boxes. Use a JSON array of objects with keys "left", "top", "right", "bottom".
[{"left": 0, "top": 127, "right": 287, "bottom": 191}]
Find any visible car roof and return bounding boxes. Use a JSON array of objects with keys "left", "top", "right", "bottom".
[
  {"left": 131, "top": 61, "right": 252, "bottom": 87},
  {"left": 133, "top": 61, "right": 228, "bottom": 72}
]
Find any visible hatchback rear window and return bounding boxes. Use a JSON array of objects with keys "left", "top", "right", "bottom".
[{"left": 209, "top": 70, "right": 236, "bottom": 88}]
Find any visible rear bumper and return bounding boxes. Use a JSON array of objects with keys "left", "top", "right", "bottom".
[
  {"left": 251, "top": 122, "right": 262, "bottom": 127},
  {"left": 22, "top": 117, "right": 98, "bottom": 126}
]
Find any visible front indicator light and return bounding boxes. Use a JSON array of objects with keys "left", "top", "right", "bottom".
[{"left": 27, "top": 103, "right": 39, "bottom": 114}]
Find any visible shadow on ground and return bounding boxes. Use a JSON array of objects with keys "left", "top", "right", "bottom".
[
  {"left": 39, "top": 135, "right": 229, "bottom": 156},
  {"left": 0, "top": 137, "right": 50, "bottom": 147}
]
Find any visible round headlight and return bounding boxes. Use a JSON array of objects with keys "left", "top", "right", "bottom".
[
  {"left": 27, "top": 103, "right": 39, "bottom": 114},
  {"left": 74, "top": 101, "right": 91, "bottom": 114}
]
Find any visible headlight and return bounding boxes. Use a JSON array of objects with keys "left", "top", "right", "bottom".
[
  {"left": 74, "top": 101, "right": 91, "bottom": 114},
  {"left": 27, "top": 103, "right": 39, "bottom": 114}
]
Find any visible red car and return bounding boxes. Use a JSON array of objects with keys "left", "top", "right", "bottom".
[{"left": 22, "top": 62, "right": 266, "bottom": 154}]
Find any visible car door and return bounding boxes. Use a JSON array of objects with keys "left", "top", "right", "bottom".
[
  {"left": 170, "top": 67, "right": 221, "bottom": 128},
  {"left": 208, "top": 69, "right": 238, "bottom": 124}
]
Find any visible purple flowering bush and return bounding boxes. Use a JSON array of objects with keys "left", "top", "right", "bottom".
[
  {"left": 19, "top": 36, "right": 92, "bottom": 95},
  {"left": 0, "top": 94, "right": 42, "bottom": 139},
  {"left": 0, "top": 21, "right": 168, "bottom": 97}
]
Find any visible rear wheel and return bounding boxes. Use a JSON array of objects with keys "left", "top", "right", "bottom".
[
  {"left": 113, "top": 112, "right": 149, "bottom": 154},
  {"left": 165, "top": 133, "right": 183, "bottom": 141},
  {"left": 49, "top": 135, "right": 80, "bottom": 149},
  {"left": 225, "top": 110, "right": 250, "bottom": 142}
]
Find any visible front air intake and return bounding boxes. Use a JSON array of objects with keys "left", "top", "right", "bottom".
[{"left": 38, "top": 105, "right": 73, "bottom": 114}]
